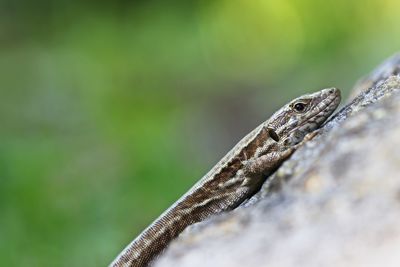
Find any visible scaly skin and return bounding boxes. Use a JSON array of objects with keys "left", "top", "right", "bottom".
[{"left": 110, "top": 88, "right": 341, "bottom": 267}]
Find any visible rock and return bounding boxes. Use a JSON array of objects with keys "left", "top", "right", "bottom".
[{"left": 153, "top": 54, "right": 400, "bottom": 267}]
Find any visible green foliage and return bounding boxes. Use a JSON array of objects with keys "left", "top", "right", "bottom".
[{"left": 1, "top": 1, "right": 400, "bottom": 265}]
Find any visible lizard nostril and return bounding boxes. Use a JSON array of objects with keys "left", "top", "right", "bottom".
[{"left": 328, "top": 88, "right": 335, "bottom": 94}]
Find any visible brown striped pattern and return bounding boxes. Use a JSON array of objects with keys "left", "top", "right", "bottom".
[{"left": 109, "top": 88, "right": 341, "bottom": 267}]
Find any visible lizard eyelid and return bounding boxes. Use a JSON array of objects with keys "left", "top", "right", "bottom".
[
  {"left": 293, "top": 102, "right": 307, "bottom": 112},
  {"left": 267, "top": 128, "right": 280, "bottom": 142},
  {"left": 291, "top": 98, "right": 312, "bottom": 113}
]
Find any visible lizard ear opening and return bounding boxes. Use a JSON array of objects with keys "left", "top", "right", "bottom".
[{"left": 267, "top": 128, "right": 280, "bottom": 142}]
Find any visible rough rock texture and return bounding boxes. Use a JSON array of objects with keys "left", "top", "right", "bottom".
[{"left": 154, "top": 54, "right": 400, "bottom": 267}]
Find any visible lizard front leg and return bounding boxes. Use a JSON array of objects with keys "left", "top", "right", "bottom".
[
  {"left": 243, "top": 148, "right": 295, "bottom": 177},
  {"left": 243, "top": 129, "right": 320, "bottom": 178}
]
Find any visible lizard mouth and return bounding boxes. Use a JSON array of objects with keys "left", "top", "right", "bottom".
[{"left": 313, "top": 89, "right": 341, "bottom": 117}]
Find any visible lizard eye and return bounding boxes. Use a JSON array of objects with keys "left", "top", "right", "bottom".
[{"left": 293, "top": 102, "right": 306, "bottom": 113}]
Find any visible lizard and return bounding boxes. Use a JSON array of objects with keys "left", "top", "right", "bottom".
[{"left": 109, "top": 88, "right": 341, "bottom": 267}]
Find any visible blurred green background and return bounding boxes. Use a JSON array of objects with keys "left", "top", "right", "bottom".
[{"left": 1, "top": 0, "right": 400, "bottom": 266}]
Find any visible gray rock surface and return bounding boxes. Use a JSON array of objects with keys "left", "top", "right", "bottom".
[{"left": 154, "top": 54, "right": 400, "bottom": 267}]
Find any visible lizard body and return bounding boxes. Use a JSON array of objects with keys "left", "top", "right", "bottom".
[{"left": 110, "top": 88, "right": 341, "bottom": 267}]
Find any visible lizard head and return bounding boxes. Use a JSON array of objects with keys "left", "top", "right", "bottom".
[{"left": 267, "top": 87, "right": 341, "bottom": 147}]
